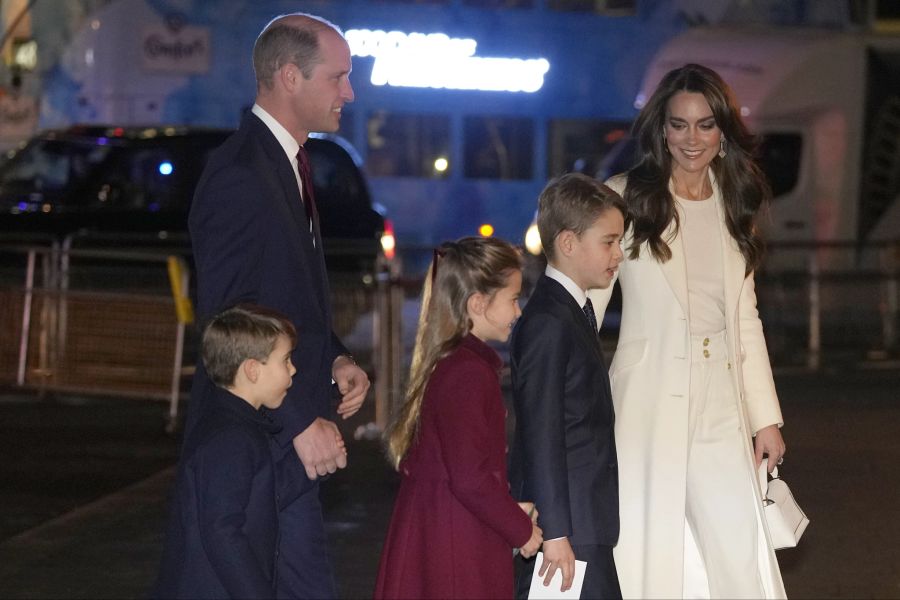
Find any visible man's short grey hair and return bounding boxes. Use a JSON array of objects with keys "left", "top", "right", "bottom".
[{"left": 253, "top": 13, "right": 343, "bottom": 89}]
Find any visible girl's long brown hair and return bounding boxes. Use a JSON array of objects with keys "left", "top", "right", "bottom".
[
  {"left": 626, "top": 63, "right": 771, "bottom": 275},
  {"left": 385, "top": 237, "right": 522, "bottom": 470}
]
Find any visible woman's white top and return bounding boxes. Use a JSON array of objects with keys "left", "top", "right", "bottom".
[{"left": 675, "top": 194, "right": 726, "bottom": 335}]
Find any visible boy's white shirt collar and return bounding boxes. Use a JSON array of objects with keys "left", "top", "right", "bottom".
[
  {"left": 252, "top": 103, "right": 301, "bottom": 165},
  {"left": 545, "top": 263, "right": 587, "bottom": 308}
]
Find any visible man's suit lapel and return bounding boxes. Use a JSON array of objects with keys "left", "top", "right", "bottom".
[
  {"left": 246, "top": 115, "right": 309, "bottom": 238},
  {"left": 245, "top": 114, "right": 329, "bottom": 309}
]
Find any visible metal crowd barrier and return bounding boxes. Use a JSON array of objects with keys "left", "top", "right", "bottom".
[
  {"left": 1, "top": 237, "right": 896, "bottom": 436},
  {"left": 0, "top": 239, "right": 192, "bottom": 431},
  {"left": 0, "top": 234, "right": 394, "bottom": 434},
  {"left": 755, "top": 240, "right": 900, "bottom": 369}
]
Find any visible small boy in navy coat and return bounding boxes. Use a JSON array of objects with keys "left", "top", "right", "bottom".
[{"left": 154, "top": 304, "right": 309, "bottom": 599}]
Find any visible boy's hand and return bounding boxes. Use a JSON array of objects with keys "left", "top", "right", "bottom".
[
  {"left": 539, "top": 537, "right": 576, "bottom": 592},
  {"left": 292, "top": 418, "right": 347, "bottom": 479},
  {"left": 332, "top": 356, "right": 370, "bottom": 419},
  {"left": 519, "top": 522, "right": 543, "bottom": 559}
]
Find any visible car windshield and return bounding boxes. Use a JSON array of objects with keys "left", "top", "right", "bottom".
[
  {"left": 0, "top": 139, "right": 111, "bottom": 193},
  {"left": 0, "top": 136, "right": 201, "bottom": 212}
]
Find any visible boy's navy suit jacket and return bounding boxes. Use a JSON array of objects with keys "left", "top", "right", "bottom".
[
  {"left": 154, "top": 386, "right": 305, "bottom": 599},
  {"left": 509, "top": 274, "right": 620, "bottom": 546}
]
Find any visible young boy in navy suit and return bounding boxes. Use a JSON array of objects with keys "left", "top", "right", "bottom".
[
  {"left": 154, "top": 304, "right": 321, "bottom": 599},
  {"left": 510, "top": 173, "right": 627, "bottom": 599}
]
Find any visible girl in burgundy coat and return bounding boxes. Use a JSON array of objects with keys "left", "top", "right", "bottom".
[{"left": 374, "top": 237, "right": 543, "bottom": 600}]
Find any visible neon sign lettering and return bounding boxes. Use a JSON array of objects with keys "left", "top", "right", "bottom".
[{"left": 345, "top": 29, "right": 550, "bottom": 93}]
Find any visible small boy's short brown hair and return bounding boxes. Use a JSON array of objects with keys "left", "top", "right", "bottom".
[
  {"left": 537, "top": 173, "right": 628, "bottom": 262},
  {"left": 201, "top": 304, "right": 297, "bottom": 388}
]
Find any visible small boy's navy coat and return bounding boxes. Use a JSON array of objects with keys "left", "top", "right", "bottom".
[{"left": 153, "top": 387, "right": 293, "bottom": 599}]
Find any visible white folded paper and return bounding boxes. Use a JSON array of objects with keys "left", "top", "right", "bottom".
[{"left": 527, "top": 551, "right": 587, "bottom": 599}]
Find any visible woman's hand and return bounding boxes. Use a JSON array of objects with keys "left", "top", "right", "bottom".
[{"left": 754, "top": 424, "right": 786, "bottom": 472}]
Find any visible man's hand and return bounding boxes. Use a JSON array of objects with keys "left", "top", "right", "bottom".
[
  {"left": 539, "top": 537, "right": 576, "bottom": 592},
  {"left": 333, "top": 355, "right": 370, "bottom": 419},
  {"left": 754, "top": 424, "right": 786, "bottom": 472},
  {"left": 292, "top": 417, "right": 347, "bottom": 480}
]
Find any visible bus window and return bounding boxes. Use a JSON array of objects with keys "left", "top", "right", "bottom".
[
  {"left": 464, "top": 116, "right": 533, "bottom": 180},
  {"left": 546, "top": 0, "right": 635, "bottom": 14},
  {"left": 366, "top": 111, "right": 451, "bottom": 178},
  {"left": 757, "top": 133, "right": 802, "bottom": 198},
  {"left": 548, "top": 119, "right": 630, "bottom": 177}
]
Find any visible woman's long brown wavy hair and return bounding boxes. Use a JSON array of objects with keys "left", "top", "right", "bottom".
[
  {"left": 626, "top": 63, "right": 771, "bottom": 275},
  {"left": 385, "top": 237, "right": 522, "bottom": 470}
]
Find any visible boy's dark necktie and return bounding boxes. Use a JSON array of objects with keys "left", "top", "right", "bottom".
[
  {"left": 583, "top": 297, "right": 598, "bottom": 334},
  {"left": 295, "top": 145, "right": 319, "bottom": 243}
]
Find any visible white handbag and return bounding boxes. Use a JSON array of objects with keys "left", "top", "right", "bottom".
[{"left": 758, "top": 459, "right": 810, "bottom": 549}]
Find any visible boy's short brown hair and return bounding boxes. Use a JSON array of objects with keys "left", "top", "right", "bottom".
[
  {"left": 537, "top": 173, "right": 628, "bottom": 262},
  {"left": 201, "top": 304, "right": 297, "bottom": 388}
]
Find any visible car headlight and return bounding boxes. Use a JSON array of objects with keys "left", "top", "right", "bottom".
[{"left": 524, "top": 223, "right": 542, "bottom": 256}]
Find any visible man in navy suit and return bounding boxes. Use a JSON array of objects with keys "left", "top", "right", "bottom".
[
  {"left": 510, "top": 174, "right": 626, "bottom": 599},
  {"left": 187, "top": 13, "right": 369, "bottom": 598}
]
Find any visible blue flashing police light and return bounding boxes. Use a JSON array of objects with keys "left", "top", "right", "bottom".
[{"left": 158, "top": 161, "right": 174, "bottom": 176}]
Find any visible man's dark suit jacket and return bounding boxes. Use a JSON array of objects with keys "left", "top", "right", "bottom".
[
  {"left": 153, "top": 387, "right": 283, "bottom": 599},
  {"left": 184, "top": 111, "right": 344, "bottom": 597},
  {"left": 187, "top": 112, "right": 346, "bottom": 506},
  {"left": 509, "top": 274, "right": 619, "bottom": 547}
]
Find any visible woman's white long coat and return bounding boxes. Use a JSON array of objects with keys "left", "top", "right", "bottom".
[{"left": 588, "top": 174, "right": 787, "bottom": 599}]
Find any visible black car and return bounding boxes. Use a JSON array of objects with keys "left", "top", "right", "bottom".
[{"left": 0, "top": 125, "right": 388, "bottom": 274}]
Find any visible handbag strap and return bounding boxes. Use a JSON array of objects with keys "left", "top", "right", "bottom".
[{"left": 757, "top": 459, "right": 780, "bottom": 502}]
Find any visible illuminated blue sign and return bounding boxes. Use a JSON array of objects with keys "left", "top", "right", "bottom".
[{"left": 346, "top": 29, "right": 550, "bottom": 93}]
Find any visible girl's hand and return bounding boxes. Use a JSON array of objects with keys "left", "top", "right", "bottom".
[
  {"left": 517, "top": 501, "right": 539, "bottom": 523},
  {"left": 754, "top": 424, "right": 786, "bottom": 471},
  {"left": 519, "top": 522, "right": 543, "bottom": 559}
]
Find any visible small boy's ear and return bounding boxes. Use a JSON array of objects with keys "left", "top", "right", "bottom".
[{"left": 241, "top": 359, "right": 260, "bottom": 384}]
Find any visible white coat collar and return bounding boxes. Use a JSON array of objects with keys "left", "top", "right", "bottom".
[{"left": 660, "top": 170, "right": 746, "bottom": 322}]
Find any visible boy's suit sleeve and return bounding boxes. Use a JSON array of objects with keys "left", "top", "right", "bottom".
[
  {"left": 512, "top": 311, "right": 573, "bottom": 540},
  {"left": 194, "top": 428, "right": 273, "bottom": 599}
]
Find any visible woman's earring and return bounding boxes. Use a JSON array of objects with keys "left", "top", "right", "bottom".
[{"left": 718, "top": 138, "right": 727, "bottom": 158}]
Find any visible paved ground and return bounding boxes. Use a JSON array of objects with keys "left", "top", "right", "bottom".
[{"left": 1, "top": 364, "right": 899, "bottom": 599}]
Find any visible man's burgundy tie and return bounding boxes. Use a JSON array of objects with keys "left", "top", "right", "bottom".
[{"left": 295, "top": 145, "right": 319, "bottom": 237}]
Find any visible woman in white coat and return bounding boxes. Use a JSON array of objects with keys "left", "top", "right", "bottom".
[{"left": 589, "top": 63, "right": 788, "bottom": 599}]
